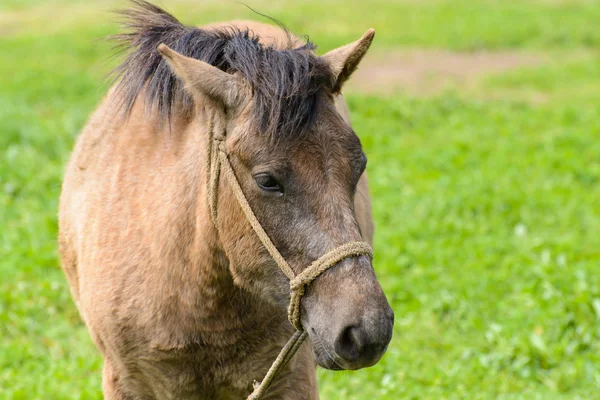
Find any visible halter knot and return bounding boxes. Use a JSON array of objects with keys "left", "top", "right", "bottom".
[{"left": 287, "top": 242, "right": 372, "bottom": 331}]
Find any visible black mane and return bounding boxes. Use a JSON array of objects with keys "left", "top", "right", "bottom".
[{"left": 111, "top": 0, "right": 334, "bottom": 137}]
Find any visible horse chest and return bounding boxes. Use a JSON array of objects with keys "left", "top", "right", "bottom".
[{"left": 127, "top": 322, "right": 291, "bottom": 399}]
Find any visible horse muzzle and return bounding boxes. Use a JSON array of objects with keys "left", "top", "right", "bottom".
[{"left": 302, "top": 256, "right": 394, "bottom": 371}]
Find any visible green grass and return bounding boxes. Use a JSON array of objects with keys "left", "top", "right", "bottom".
[{"left": 1, "top": 0, "right": 599, "bottom": 399}]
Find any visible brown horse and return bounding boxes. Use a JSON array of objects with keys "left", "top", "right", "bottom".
[{"left": 58, "top": 1, "right": 393, "bottom": 399}]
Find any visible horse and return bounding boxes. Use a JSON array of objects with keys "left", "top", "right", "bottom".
[{"left": 58, "top": 1, "right": 394, "bottom": 398}]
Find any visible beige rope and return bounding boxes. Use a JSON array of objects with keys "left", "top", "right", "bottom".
[
  {"left": 247, "top": 330, "right": 308, "bottom": 400},
  {"left": 207, "top": 119, "right": 373, "bottom": 399},
  {"left": 206, "top": 112, "right": 221, "bottom": 226},
  {"left": 288, "top": 241, "right": 372, "bottom": 331},
  {"left": 217, "top": 144, "right": 296, "bottom": 281}
]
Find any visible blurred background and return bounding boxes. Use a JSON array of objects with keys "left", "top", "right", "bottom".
[{"left": 1, "top": 0, "right": 599, "bottom": 398}]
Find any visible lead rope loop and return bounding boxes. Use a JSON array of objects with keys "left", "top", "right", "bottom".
[{"left": 206, "top": 115, "right": 372, "bottom": 399}]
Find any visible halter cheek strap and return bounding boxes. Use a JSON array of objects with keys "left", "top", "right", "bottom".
[{"left": 206, "top": 116, "right": 373, "bottom": 399}]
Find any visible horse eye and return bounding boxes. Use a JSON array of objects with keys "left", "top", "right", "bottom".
[{"left": 254, "top": 173, "right": 283, "bottom": 195}]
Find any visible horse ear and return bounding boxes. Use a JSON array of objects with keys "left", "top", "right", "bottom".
[
  {"left": 157, "top": 44, "right": 242, "bottom": 109},
  {"left": 321, "top": 29, "right": 375, "bottom": 92}
]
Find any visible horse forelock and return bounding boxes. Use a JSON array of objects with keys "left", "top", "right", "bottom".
[{"left": 110, "top": 0, "right": 335, "bottom": 138}]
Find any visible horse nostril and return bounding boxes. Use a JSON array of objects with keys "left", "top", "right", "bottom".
[
  {"left": 334, "top": 324, "right": 365, "bottom": 362},
  {"left": 332, "top": 318, "right": 392, "bottom": 369}
]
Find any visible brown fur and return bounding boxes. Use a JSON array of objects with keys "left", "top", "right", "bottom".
[{"left": 59, "top": 6, "right": 391, "bottom": 399}]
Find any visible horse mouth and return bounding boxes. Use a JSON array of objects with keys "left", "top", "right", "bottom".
[{"left": 309, "top": 329, "right": 344, "bottom": 371}]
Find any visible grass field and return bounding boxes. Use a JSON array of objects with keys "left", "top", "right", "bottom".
[{"left": 1, "top": 0, "right": 599, "bottom": 399}]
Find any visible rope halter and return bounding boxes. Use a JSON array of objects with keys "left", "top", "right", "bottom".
[{"left": 205, "top": 114, "right": 373, "bottom": 399}]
